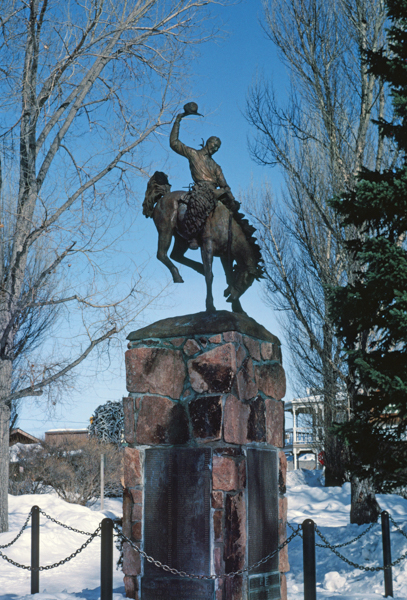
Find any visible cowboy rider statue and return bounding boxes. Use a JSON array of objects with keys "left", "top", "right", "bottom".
[{"left": 170, "top": 102, "right": 240, "bottom": 249}]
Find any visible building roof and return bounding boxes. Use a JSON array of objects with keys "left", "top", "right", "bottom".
[{"left": 9, "top": 428, "right": 40, "bottom": 446}]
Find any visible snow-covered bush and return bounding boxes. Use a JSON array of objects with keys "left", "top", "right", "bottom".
[
  {"left": 10, "top": 437, "right": 123, "bottom": 505},
  {"left": 9, "top": 443, "right": 47, "bottom": 495}
]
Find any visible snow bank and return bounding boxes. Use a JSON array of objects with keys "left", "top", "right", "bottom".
[
  {"left": 286, "top": 469, "right": 407, "bottom": 599},
  {"left": 2, "top": 470, "right": 407, "bottom": 600},
  {"left": 0, "top": 494, "right": 125, "bottom": 600}
]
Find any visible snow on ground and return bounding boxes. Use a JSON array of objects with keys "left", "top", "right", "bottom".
[
  {"left": 0, "top": 493, "right": 125, "bottom": 600},
  {"left": 1, "top": 472, "right": 407, "bottom": 599},
  {"left": 286, "top": 470, "right": 407, "bottom": 599}
]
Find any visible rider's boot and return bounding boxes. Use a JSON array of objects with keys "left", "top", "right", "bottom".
[{"left": 189, "top": 238, "right": 199, "bottom": 250}]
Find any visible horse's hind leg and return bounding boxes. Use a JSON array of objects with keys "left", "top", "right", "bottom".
[
  {"left": 157, "top": 228, "right": 184, "bottom": 283},
  {"left": 170, "top": 234, "right": 205, "bottom": 276}
]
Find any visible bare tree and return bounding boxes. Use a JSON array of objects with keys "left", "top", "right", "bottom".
[
  {"left": 245, "top": 0, "right": 393, "bottom": 521},
  {"left": 0, "top": 0, "right": 226, "bottom": 532}
]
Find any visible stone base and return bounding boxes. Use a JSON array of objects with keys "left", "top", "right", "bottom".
[{"left": 122, "top": 312, "right": 288, "bottom": 600}]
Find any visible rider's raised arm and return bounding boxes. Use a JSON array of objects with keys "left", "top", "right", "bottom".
[{"left": 170, "top": 114, "right": 192, "bottom": 158}]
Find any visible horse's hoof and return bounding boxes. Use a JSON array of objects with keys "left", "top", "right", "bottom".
[
  {"left": 173, "top": 274, "right": 184, "bottom": 283},
  {"left": 206, "top": 306, "right": 216, "bottom": 314}
]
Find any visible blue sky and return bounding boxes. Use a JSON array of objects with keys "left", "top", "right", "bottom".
[{"left": 18, "top": 0, "right": 293, "bottom": 437}]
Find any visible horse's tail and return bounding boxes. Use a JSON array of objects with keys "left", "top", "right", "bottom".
[
  {"left": 232, "top": 209, "right": 265, "bottom": 280},
  {"left": 142, "top": 171, "right": 171, "bottom": 218}
]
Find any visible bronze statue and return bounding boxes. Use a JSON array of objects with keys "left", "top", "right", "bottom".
[{"left": 143, "top": 103, "right": 264, "bottom": 313}]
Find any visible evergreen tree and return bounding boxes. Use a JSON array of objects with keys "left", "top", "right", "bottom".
[{"left": 329, "top": 0, "right": 407, "bottom": 492}]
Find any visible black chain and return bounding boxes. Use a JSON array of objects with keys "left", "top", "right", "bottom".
[
  {"left": 0, "top": 509, "right": 32, "bottom": 549},
  {"left": 0, "top": 525, "right": 101, "bottom": 571},
  {"left": 388, "top": 514, "right": 407, "bottom": 540},
  {"left": 288, "top": 520, "right": 378, "bottom": 549},
  {"left": 114, "top": 524, "right": 301, "bottom": 580},
  {"left": 38, "top": 509, "right": 99, "bottom": 537},
  {"left": 315, "top": 526, "right": 407, "bottom": 571}
]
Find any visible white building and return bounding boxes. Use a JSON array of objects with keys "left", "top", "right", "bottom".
[{"left": 284, "top": 395, "right": 324, "bottom": 470}]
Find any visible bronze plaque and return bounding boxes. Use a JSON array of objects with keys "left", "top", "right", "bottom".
[
  {"left": 142, "top": 448, "right": 214, "bottom": 599},
  {"left": 247, "top": 448, "right": 280, "bottom": 599},
  {"left": 142, "top": 577, "right": 214, "bottom": 600}
]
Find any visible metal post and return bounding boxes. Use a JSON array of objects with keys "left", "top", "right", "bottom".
[
  {"left": 31, "top": 505, "right": 40, "bottom": 594},
  {"left": 381, "top": 511, "right": 393, "bottom": 597},
  {"left": 100, "top": 453, "right": 105, "bottom": 511},
  {"left": 101, "top": 518, "right": 113, "bottom": 600},
  {"left": 303, "top": 518, "right": 316, "bottom": 600}
]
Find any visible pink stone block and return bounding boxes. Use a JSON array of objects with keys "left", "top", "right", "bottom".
[
  {"left": 213, "top": 510, "right": 223, "bottom": 542},
  {"left": 223, "top": 394, "right": 249, "bottom": 445},
  {"left": 123, "top": 542, "right": 141, "bottom": 576},
  {"left": 123, "top": 397, "right": 135, "bottom": 444},
  {"left": 279, "top": 495, "right": 288, "bottom": 521},
  {"left": 131, "top": 503, "right": 142, "bottom": 521},
  {"left": 238, "top": 459, "right": 246, "bottom": 489},
  {"left": 123, "top": 448, "right": 141, "bottom": 488},
  {"left": 212, "top": 491, "right": 223, "bottom": 509},
  {"left": 236, "top": 357, "right": 258, "bottom": 400},
  {"left": 255, "top": 362, "right": 286, "bottom": 400},
  {"left": 243, "top": 335, "right": 261, "bottom": 361},
  {"left": 132, "top": 522, "right": 142, "bottom": 541},
  {"left": 261, "top": 341, "right": 276, "bottom": 361},
  {"left": 188, "top": 343, "right": 237, "bottom": 393},
  {"left": 280, "top": 573, "right": 288, "bottom": 600},
  {"left": 208, "top": 334, "right": 222, "bottom": 344},
  {"left": 130, "top": 489, "right": 142, "bottom": 504},
  {"left": 279, "top": 544, "right": 290, "bottom": 572},
  {"left": 214, "top": 546, "right": 223, "bottom": 575},
  {"left": 135, "top": 395, "right": 174, "bottom": 445},
  {"left": 236, "top": 344, "right": 246, "bottom": 367},
  {"left": 224, "top": 492, "right": 246, "bottom": 572},
  {"left": 123, "top": 488, "right": 132, "bottom": 537},
  {"left": 170, "top": 337, "right": 185, "bottom": 347},
  {"left": 212, "top": 455, "right": 239, "bottom": 491},
  {"left": 125, "top": 347, "right": 186, "bottom": 399},
  {"left": 223, "top": 331, "right": 243, "bottom": 344},
  {"left": 123, "top": 575, "right": 138, "bottom": 599},
  {"left": 184, "top": 338, "right": 201, "bottom": 356},
  {"left": 265, "top": 399, "right": 284, "bottom": 447},
  {"left": 279, "top": 451, "right": 287, "bottom": 491}
]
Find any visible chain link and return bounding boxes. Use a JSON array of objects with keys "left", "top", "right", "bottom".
[
  {"left": 0, "top": 525, "right": 101, "bottom": 571},
  {"left": 0, "top": 509, "right": 32, "bottom": 549},
  {"left": 114, "top": 524, "right": 301, "bottom": 580},
  {"left": 38, "top": 509, "right": 99, "bottom": 537},
  {"left": 315, "top": 526, "right": 407, "bottom": 571},
  {"left": 288, "top": 520, "right": 378, "bottom": 549},
  {"left": 388, "top": 514, "right": 407, "bottom": 540}
]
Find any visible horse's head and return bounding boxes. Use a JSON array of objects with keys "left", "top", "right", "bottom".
[{"left": 225, "top": 266, "right": 256, "bottom": 303}]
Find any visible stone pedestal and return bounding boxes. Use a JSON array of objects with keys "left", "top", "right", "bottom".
[{"left": 122, "top": 311, "right": 288, "bottom": 600}]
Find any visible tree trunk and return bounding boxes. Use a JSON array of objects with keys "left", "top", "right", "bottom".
[
  {"left": 0, "top": 402, "right": 10, "bottom": 532},
  {"left": 350, "top": 476, "right": 381, "bottom": 525},
  {"left": 0, "top": 358, "right": 12, "bottom": 533}
]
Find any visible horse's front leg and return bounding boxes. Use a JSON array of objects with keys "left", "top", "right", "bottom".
[
  {"left": 201, "top": 236, "right": 215, "bottom": 313},
  {"left": 157, "top": 228, "right": 184, "bottom": 283}
]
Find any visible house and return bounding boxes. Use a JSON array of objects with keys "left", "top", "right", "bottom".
[
  {"left": 9, "top": 428, "right": 40, "bottom": 446},
  {"left": 284, "top": 395, "right": 323, "bottom": 470},
  {"left": 44, "top": 428, "right": 89, "bottom": 445}
]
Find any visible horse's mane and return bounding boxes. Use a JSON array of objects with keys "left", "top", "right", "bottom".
[
  {"left": 142, "top": 171, "right": 171, "bottom": 218},
  {"left": 232, "top": 209, "right": 265, "bottom": 281}
]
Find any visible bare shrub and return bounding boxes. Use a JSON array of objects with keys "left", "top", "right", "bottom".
[{"left": 13, "top": 437, "right": 123, "bottom": 505}]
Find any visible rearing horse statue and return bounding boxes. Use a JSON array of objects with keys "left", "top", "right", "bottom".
[
  {"left": 143, "top": 171, "right": 264, "bottom": 314},
  {"left": 143, "top": 103, "right": 264, "bottom": 313}
]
